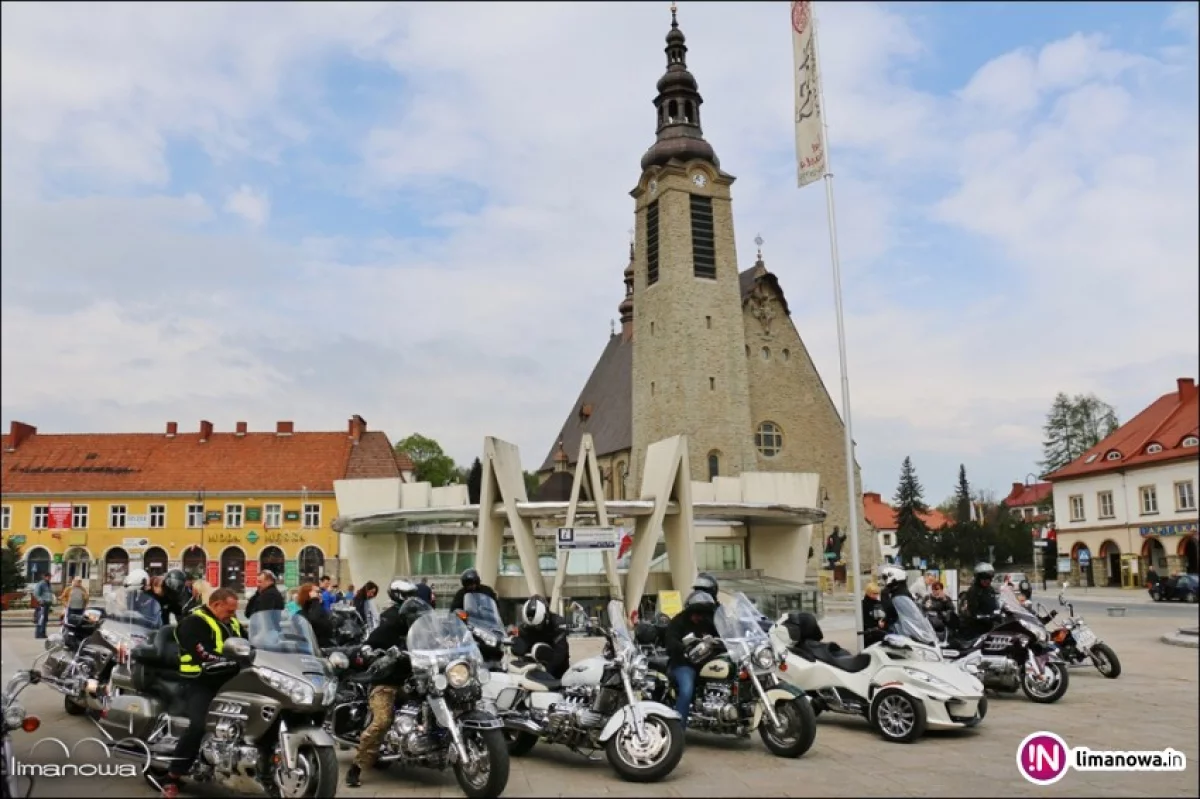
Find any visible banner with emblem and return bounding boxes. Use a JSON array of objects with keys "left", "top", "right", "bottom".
[{"left": 791, "top": 1, "right": 827, "bottom": 188}]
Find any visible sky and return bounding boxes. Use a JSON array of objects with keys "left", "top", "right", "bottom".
[{"left": 2, "top": 1, "right": 1197, "bottom": 506}]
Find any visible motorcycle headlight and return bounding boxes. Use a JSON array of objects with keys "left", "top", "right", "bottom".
[
  {"left": 255, "top": 667, "right": 316, "bottom": 705},
  {"left": 446, "top": 661, "right": 472, "bottom": 689},
  {"left": 901, "top": 668, "right": 957, "bottom": 693},
  {"left": 1019, "top": 619, "right": 1048, "bottom": 643},
  {"left": 4, "top": 702, "right": 26, "bottom": 730},
  {"left": 630, "top": 653, "right": 648, "bottom": 682},
  {"left": 478, "top": 631, "right": 499, "bottom": 649},
  {"left": 752, "top": 644, "right": 776, "bottom": 671}
]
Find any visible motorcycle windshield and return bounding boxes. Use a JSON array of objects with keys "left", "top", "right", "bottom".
[
  {"left": 248, "top": 610, "right": 321, "bottom": 655},
  {"left": 1000, "top": 587, "right": 1041, "bottom": 623},
  {"left": 714, "top": 592, "right": 769, "bottom": 661},
  {"left": 892, "top": 595, "right": 938, "bottom": 646},
  {"left": 407, "top": 611, "right": 485, "bottom": 671},
  {"left": 606, "top": 599, "right": 635, "bottom": 657},
  {"left": 103, "top": 587, "right": 161, "bottom": 632},
  {"left": 462, "top": 593, "right": 505, "bottom": 635}
]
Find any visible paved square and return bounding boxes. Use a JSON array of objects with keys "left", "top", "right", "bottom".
[{"left": 3, "top": 605, "right": 1196, "bottom": 797}]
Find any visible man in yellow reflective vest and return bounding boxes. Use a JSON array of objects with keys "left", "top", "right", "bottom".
[{"left": 161, "top": 587, "right": 243, "bottom": 799}]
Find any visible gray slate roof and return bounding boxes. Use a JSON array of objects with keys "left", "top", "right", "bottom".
[{"left": 540, "top": 265, "right": 784, "bottom": 471}]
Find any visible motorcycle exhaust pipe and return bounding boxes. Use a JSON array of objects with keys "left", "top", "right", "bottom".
[{"left": 504, "top": 718, "right": 543, "bottom": 736}]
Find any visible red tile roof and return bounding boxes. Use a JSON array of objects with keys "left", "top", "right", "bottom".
[
  {"left": 862, "top": 492, "right": 952, "bottom": 531},
  {"left": 1, "top": 417, "right": 410, "bottom": 495},
  {"left": 1046, "top": 378, "right": 1199, "bottom": 481},
  {"left": 1004, "top": 481, "right": 1053, "bottom": 507}
]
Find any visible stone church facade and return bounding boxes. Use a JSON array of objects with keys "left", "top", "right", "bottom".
[{"left": 537, "top": 9, "right": 877, "bottom": 578}]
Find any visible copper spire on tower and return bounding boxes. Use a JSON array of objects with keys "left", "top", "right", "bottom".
[{"left": 640, "top": 4, "right": 719, "bottom": 171}]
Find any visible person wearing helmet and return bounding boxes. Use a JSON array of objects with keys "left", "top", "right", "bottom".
[
  {"left": 510, "top": 595, "right": 570, "bottom": 678},
  {"left": 379, "top": 578, "right": 420, "bottom": 626},
  {"left": 244, "top": 569, "right": 285, "bottom": 619},
  {"left": 347, "top": 597, "right": 434, "bottom": 788},
  {"left": 159, "top": 569, "right": 193, "bottom": 625},
  {"left": 663, "top": 590, "right": 719, "bottom": 728},
  {"left": 450, "top": 568, "right": 497, "bottom": 612},
  {"left": 122, "top": 569, "right": 163, "bottom": 627},
  {"left": 964, "top": 563, "right": 1000, "bottom": 622},
  {"left": 1017, "top": 578, "right": 1033, "bottom": 602},
  {"left": 877, "top": 564, "right": 914, "bottom": 635},
  {"left": 693, "top": 572, "right": 720, "bottom": 603}
]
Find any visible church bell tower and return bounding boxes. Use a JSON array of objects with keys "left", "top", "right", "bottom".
[{"left": 630, "top": 6, "right": 756, "bottom": 488}]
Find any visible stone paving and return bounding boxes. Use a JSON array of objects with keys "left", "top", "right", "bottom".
[{"left": 2, "top": 610, "right": 1197, "bottom": 798}]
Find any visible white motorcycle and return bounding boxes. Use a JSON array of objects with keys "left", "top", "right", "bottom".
[
  {"left": 771, "top": 596, "right": 987, "bottom": 743},
  {"left": 481, "top": 599, "right": 685, "bottom": 783}
]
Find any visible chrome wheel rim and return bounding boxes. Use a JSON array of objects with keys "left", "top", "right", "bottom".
[
  {"left": 459, "top": 733, "right": 491, "bottom": 789},
  {"left": 616, "top": 717, "right": 669, "bottom": 768},
  {"left": 764, "top": 705, "right": 799, "bottom": 747},
  {"left": 876, "top": 695, "right": 915, "bottom": 738},
  {"left": 1025, "top": 666, "right": 1061, "bottom": 698},
  {"left": 275, "top": 749, "right": 315, "bottom": 798}
]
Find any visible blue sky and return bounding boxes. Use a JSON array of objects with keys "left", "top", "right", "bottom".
[{"left": 2, "top": 1, "right": 1196, "bottom": 507}]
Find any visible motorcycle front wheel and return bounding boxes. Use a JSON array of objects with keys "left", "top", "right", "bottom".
[
  {"left": 1089, "top": 643, "right": 1122, "bottom": 679},
  {"left": 269, "top": 743, "right": 338, "bottom": 798},
  {"left": 1022, "top": 661, "right": 1070, "bottom": 703},
  {"left": 758, "top": 697, "right": 817, "bottom": 758},
  {"left": 605, "top": 715, "right": 685, "bottom": 783},
  {"left": 453, "top": 728, "right": 510, "bottom": 799}
]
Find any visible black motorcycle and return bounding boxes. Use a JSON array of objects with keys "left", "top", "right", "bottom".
[{"left": 941, "top": 590, "right": 1069, "bottom": 704}]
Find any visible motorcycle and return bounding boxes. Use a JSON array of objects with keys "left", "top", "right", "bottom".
[
  {"left": 328, "top": 610, "right": 510, "bottom": 798},
  {"left": 640, "top": 592, "right": 817, "bottom": 758},
  {"left": 1033, "top": 590, "right": 1121, "bottom": 679},
  {"left": 1, "top": 670, "right": 43, "bottom": 799},
  {"left": 483, "top": 599, "right": 685, "bottom": 783},
  {"left": 93, "top": 596, "right": 339, "bottom": 798},
  {"left": 771, "top": 596, "right": 986, "bottom": 743},
  {"left": 941, "top": 589, "right": 1070, "bottom": 704},
  {"left": 457, "top": 593, "right": 510, "bottom": 670}
]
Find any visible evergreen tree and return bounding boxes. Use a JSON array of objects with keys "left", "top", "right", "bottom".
[
  {"left": 893, "top": 457, "right": 932, "bottom": 565},
  {"left": 466, "top": 458, "right": 483, "bottom": 504},
  {"left": 1, "top": 539, "right": 26, "bottom": 595},
  {"left": 953, "top": 465, "right": 972, "bottom": 526},
  {"left": 1040, "top": 393, "right": 1076, "bottom": 474}
]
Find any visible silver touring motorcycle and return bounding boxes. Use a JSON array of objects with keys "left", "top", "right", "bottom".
[{"left": 91, "top": 592, "right": 340, "bottom": 798}]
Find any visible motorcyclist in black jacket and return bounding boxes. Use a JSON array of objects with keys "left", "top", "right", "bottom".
[
  {"left": 663, "top": 591, "right": 719, "bottom": 729},
  {"left": 450, "top": 568, "right": 497, "bottom": 611},
  {"left": 346, "top": 597, "right": 434, "bottom": 788},
  {"left": 960, "top": 562, "right": 1001, "bottom": 639},
  {"left": 510, "top": 595, "right": 570, "bottom": 679},
  {"left": 159, "top": 569, "right": 192, "bottom": 626},
  {"left": 379, "top": 578, "right": 420, "bottom": 626}
]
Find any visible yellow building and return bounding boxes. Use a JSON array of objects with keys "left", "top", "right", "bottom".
[{"left": 1, "top": 416, "right": 410, "bottom": 592}]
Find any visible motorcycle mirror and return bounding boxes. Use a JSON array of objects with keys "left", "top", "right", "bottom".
[{"left": 224, "top": 637, "right": 256, "bottom": 664}]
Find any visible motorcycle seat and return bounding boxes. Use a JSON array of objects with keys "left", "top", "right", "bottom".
[
  {"left": 800, "top": 641, "right": 872, "bottom": 673},
  {"left": 515, "top": 668, "right": 561, "bottom": 693},
  {"left": 647, "top": 654, "right": 670, "bottom": 674}
]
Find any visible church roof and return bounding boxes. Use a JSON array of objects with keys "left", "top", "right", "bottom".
[{"left": 540, "top": 266, "right": 781, "bottom": 471}]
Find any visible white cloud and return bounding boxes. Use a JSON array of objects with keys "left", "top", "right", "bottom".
[
  {"left": 1, "top": 2, "right": 1196, "bottom": 502},
  {"left": 223, "top": 185, "right": 271, "bottom": 227}
]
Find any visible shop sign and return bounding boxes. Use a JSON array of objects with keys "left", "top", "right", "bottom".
[
  {"left": 47, "top": 503, "right": 72, "bottom": 530},
  {"left": 246, "top": 531, "right": 260, "bottom": 544},
  {"left": 246, "top": 507, "right": 262, "bottom": 523},
  {"left": 1139, "top": 521, "right": 1198, "bottom": 538},
  {"left": 263, "top": 531, "right": 304, "bottom": 544},
  {"left": 284, "top": 511, "right": 301, "bottom": 522},
  {"left": 8, "top": 535, "right": 26, "bottom": 546},
  {"left": 1078, "top": 549, "right": 1091, "bottom": 565},
  {"left": 126, "top": 514, "right": 151, "bottom": 529},
  {"left": 283, "top": 560, "right": 299, "bottom": 588},
  {"left": 207, "top": 532, "right": 242, "bottom": 545},
  {"left": 206, "top": 511, "right": 223, "bottom": 523}
]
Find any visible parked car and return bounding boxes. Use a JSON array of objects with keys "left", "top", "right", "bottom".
[{"left": 1149, "top": 574, "right": 1199, "bottom": 603}]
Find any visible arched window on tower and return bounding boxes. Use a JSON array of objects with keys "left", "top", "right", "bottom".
[
  {"left": 684, "top": 101, "right": 695, "bottom": 123},
  {"left": 667, "top": 99, "right": 678, "bottom": 123},
  {"left": 707, "top": 451, "right": 721, "bottom": 481}
]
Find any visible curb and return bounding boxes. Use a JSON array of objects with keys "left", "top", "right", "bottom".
[{"left": 1160, "top": 628, "right": 1199, "bottom": 649}]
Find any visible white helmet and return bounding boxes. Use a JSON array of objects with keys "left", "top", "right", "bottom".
[
  {"left": 521, "top": 596, "right": 549, "bottom": 628},
  {"left": 879, "top": 565, "right": 907, "bottom": 587},
  {"left": 123, "top": 568, "right": 150, "bottom": 590}
]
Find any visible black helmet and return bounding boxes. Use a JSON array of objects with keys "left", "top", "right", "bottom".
[
  {"left": 388, "top": 578, "right": 418, "bottom": 605},
  {"left": 1018, "top": 579, "right": 1032, "bottom": 593},
  {"left": 521, "top": 595, "right": 549, "bottom": 628},
  {"left": 693, "top": 573, "right": 719, "bottom": 600},
  {"left": 397, "top": 597, "right": 434, "bottom": 629},
  {"left": 974, "top": 562, "right": 995, "bottom": 581},
  {"left": 163, "top": 569, "right": 189, "bottom": 606},
  {"left": 461, "top": 568, "right": 481, "bottom": 589},
  {"left": 683, "top": 590, "right": 717, "bottom": 614}
]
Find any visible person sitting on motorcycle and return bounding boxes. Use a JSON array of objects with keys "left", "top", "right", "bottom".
[
  {"left": 161, "top": 588, "right": 244, "bottom": 799},
  {"left": 379, "top": 577, "right": 420, "bottom": 626},
  {"left": 123, "top": 569, "right": 164, "bottom": 627},
  {"left": 346, "top": 597, "right": 434, "bottom": 788},
  {"left": 961, "top": 562, "right": 1001, "bottom": 639},
  {"left": 878, "top": 565, "right": 913, "bottom": 635},
  {"left": 450, "top": 568, "right": 497, "bottom": 611},
  {"left": 663, "top": 590, "right": 719, "bottom": 729},
  {"left": 693, "top": 572, "right": 720, "bottom": 604},
  {"left": 510, "top": 595, "right": 570, "bottom": 679}
]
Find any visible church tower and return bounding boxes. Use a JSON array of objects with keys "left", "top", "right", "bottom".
[{"left": 630, "top": 6, "right": 756, "bottom": 488}]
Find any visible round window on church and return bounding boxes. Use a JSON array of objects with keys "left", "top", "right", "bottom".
[{"left": 755, "top": 422, "right": 783, "bottom": 457}]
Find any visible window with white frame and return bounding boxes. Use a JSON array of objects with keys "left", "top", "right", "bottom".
[
  {"left": 1176, "top": 481, "right": 1196, "bottom": 512},
  {"left": 881, "top": 533, "right": 892, "bottom": 546},
  {"left": 109, "top": 505, "right": 127, "bottom": 528},
  {"left": 187, "top": 504, "right": 205, "bottom": 528},
  {"left": 72, "top": 505, "right": 89, "bottom": 529},
  {"left": 303, "top": 503, "right": 321, "bottom": 529},
  {"left": 32, "top": 505, "right": 48, "bottom": 529},
  {"left": 1139, "top": 486, "right": 1158, "bottom": 515},
  {"left": 149, "top": 505, "right": 166, "bottom": 528},
  {"left": 1098, "top": 491, "right": 1115, "bottom": 519},
  {"left": 264, "top": 504, "right": 283, "bottom": 529},
  {"left": 0, "top": 506, "right": 9, "bottom": 531},
  {"left": 1069, "top": 495, "right": 1085, "bottom": 522},
  {"left": 1023, "top": 507, "right": 1034, "bottom": 519},
  {"left": 225, "top": 504, "right": 244, "bottom": 528}
]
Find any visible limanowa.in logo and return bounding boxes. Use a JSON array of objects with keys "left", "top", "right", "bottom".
[
  {"left": 1017, "top": 731, "right": 1188, "bottom": 785},
  {"left": 9, "top": 737, "right": 152, "bottom": 778}
]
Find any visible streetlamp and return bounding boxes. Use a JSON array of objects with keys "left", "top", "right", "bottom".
[{"left": 1025, "top": 473, "right": 1043, "bottom": 589}]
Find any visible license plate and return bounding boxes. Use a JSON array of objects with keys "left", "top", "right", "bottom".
[{"left": 1075, "top": 630, "right": 1096, "bottom": 648}]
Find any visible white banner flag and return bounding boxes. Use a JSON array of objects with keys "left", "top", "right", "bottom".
[{"left": 792, "top": 1, "right": 826, "bottom": 188}]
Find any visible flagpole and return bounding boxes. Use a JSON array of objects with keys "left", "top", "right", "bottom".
[{"left": 810, "top": 10, "right": 867, "bottom": 645}]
